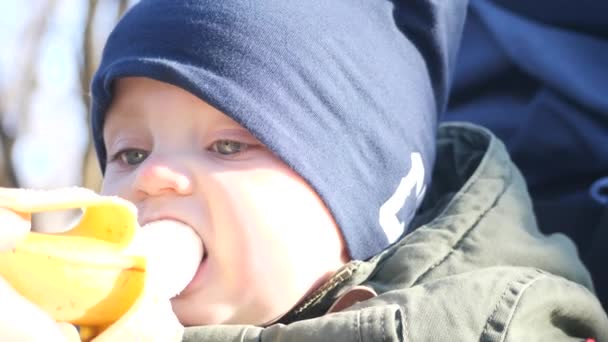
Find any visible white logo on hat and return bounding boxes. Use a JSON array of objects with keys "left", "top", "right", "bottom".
[{"left": 379, "top": 152, "right": 426, "bottom": 244}]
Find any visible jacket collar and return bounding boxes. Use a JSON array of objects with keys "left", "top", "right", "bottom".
[{"left": 279, "top": 122, "right": 508, "bottom": 324}]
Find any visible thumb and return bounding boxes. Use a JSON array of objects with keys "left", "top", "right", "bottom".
[
  {"left": 0, "top": 277, "right": 68, "bottom": 342},
  {"left": 0, "top": 208, "right": 31, "bottom": 251}
]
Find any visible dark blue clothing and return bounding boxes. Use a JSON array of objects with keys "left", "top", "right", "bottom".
[
  {"left": 445, "top": 0, "right": 608, "bottom": 311},
  {"left": 91, "top": 0, "right": 468, "bottom": 261}
]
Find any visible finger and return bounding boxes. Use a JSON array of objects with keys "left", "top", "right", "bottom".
[
  {"left": 0, "top": 277, "right": 67, "bottom": 342},
  {"left": 0, "top": 208, "right": 32, "bottom": 251}
]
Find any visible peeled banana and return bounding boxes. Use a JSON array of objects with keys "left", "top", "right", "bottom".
[{"left": 0, "top": 187, "right": 201, "bottom": 340}]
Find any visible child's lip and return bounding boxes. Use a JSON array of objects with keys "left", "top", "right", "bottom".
[
  {"left": 179, "top": 254, "right": 208, "bottom": 296},
  {"left": 140, "top": 215, "right": 190, "bottom": 228}
]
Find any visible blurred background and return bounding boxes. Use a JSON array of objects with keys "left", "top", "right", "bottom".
[{"left": 0, "top": 0, "right": 138, "bottom": 230}]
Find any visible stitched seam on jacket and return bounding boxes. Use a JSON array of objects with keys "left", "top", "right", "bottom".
[
  {"left": 413, "top": 126, "right": 512, "bottom": 283},
  {"left": 367, "top": 307, "right": 374, "bottom": 341},
  {"left": 381, "top": 308, "right": 386, "bottom": 342},
  {"left": 401, "top": 307, "right": 409, "bottom": 342},
  {"left": 480, "top": 270, "right": 544, "bottom": 342},
  {"left": 239, "top": 326, "right": 257, "bottom": 342},
  {"left": 414, "top": 171, "right": 510, "bottom": 284},
  {"left": 356, "top": 309, "right": 362, "bottom": 342}
]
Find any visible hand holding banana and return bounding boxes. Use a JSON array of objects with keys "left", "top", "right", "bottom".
[{"left": 0, "top": 187, "right": 204, "bottom": 341}]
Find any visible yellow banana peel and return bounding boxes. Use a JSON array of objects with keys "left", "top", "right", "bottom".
[{"left": 0, "top": 187, "right": 149, "bottom": 339}]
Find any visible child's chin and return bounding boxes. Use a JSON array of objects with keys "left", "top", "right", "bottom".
[{"left": 172, "top": 303, "right": 238, "bottom": 327}]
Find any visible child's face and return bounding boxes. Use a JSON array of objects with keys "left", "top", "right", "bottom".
[{"left": 101, "top": 77, "right": 348, "bottom": 326}]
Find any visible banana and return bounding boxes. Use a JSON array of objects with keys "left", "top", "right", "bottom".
[{"left": 0, "top": 187, "right": 152, "bottom": 336}]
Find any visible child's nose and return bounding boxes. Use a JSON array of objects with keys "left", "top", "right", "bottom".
[{"left": 133, "top": 161, "right": 193, "bottom": 197}]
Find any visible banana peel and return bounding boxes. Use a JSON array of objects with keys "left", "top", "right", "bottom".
[{"left": 0, "top": 187, "right": 148, "bottom": 340}]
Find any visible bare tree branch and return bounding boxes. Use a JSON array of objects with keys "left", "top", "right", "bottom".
[
  {"left": 79, "top": 0, "right": 102, "bottom": 191},
  {"left": 0, "top": 0, "right": 57, "bottom": 188},
  {"left": 80, "top": 0, "right": 131, "bottom": 191},
  {"left": 0, "top": 118, "right": 19, "bottom": 188},
  {"left": 0, "top": 91, "right": 18, "bottom": 187},
  {"left": 118, "top": 0, "right": 129, "bottom": 19}
]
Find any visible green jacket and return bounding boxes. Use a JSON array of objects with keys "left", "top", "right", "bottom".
[{"left": 184, "top": 123, "right": 608, "bottom": 341}]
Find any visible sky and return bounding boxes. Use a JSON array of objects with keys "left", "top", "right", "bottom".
[{"left": 0, "top": 0, "right": 133, "bottom": 189}]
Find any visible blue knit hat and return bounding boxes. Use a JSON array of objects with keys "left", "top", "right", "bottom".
[{"left": 91, "top": 0, "right": 466, "bottom": 260}]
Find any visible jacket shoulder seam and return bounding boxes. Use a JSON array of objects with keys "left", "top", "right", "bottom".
[
  {"left": 413, "top": 168, "right": 512, "bottom": 284},
  {"left": 408, "top": 128, "right": 514, "bottom": 284}
]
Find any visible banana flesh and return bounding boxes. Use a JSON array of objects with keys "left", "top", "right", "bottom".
[{"left": 0, "top": 187, "right": 156, "bottom": 331}]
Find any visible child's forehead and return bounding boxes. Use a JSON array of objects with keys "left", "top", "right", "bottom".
[
  {"left": 103, "top": 79, "right": 150, "bottom": 129},
  {"left": 112, "top": 77, "right": 178, "bottom": 98},
  {"left": 107, "top": 77, "right": 204, "bottom": 118},
  {"left": 103, "top": 77, "right": 253, "bottom": 135}
]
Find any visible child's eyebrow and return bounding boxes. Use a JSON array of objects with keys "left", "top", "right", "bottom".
[
  {"left": 102, "top": 111, "right": 144, "bottom": 140},
  {"left": 209, "top": 127, "right": 262, "bottom": 143}
]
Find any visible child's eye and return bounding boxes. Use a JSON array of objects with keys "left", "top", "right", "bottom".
[
  {"left": 210, "top": 140, "right": 249, "bottom": 155},
  {"left": 115, "top": 149, "right": 149, "bottom": 165}
]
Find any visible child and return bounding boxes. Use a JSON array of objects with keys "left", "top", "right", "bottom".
[{"left": 3, "top": 0, "right": 608, "bottom": 340}]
